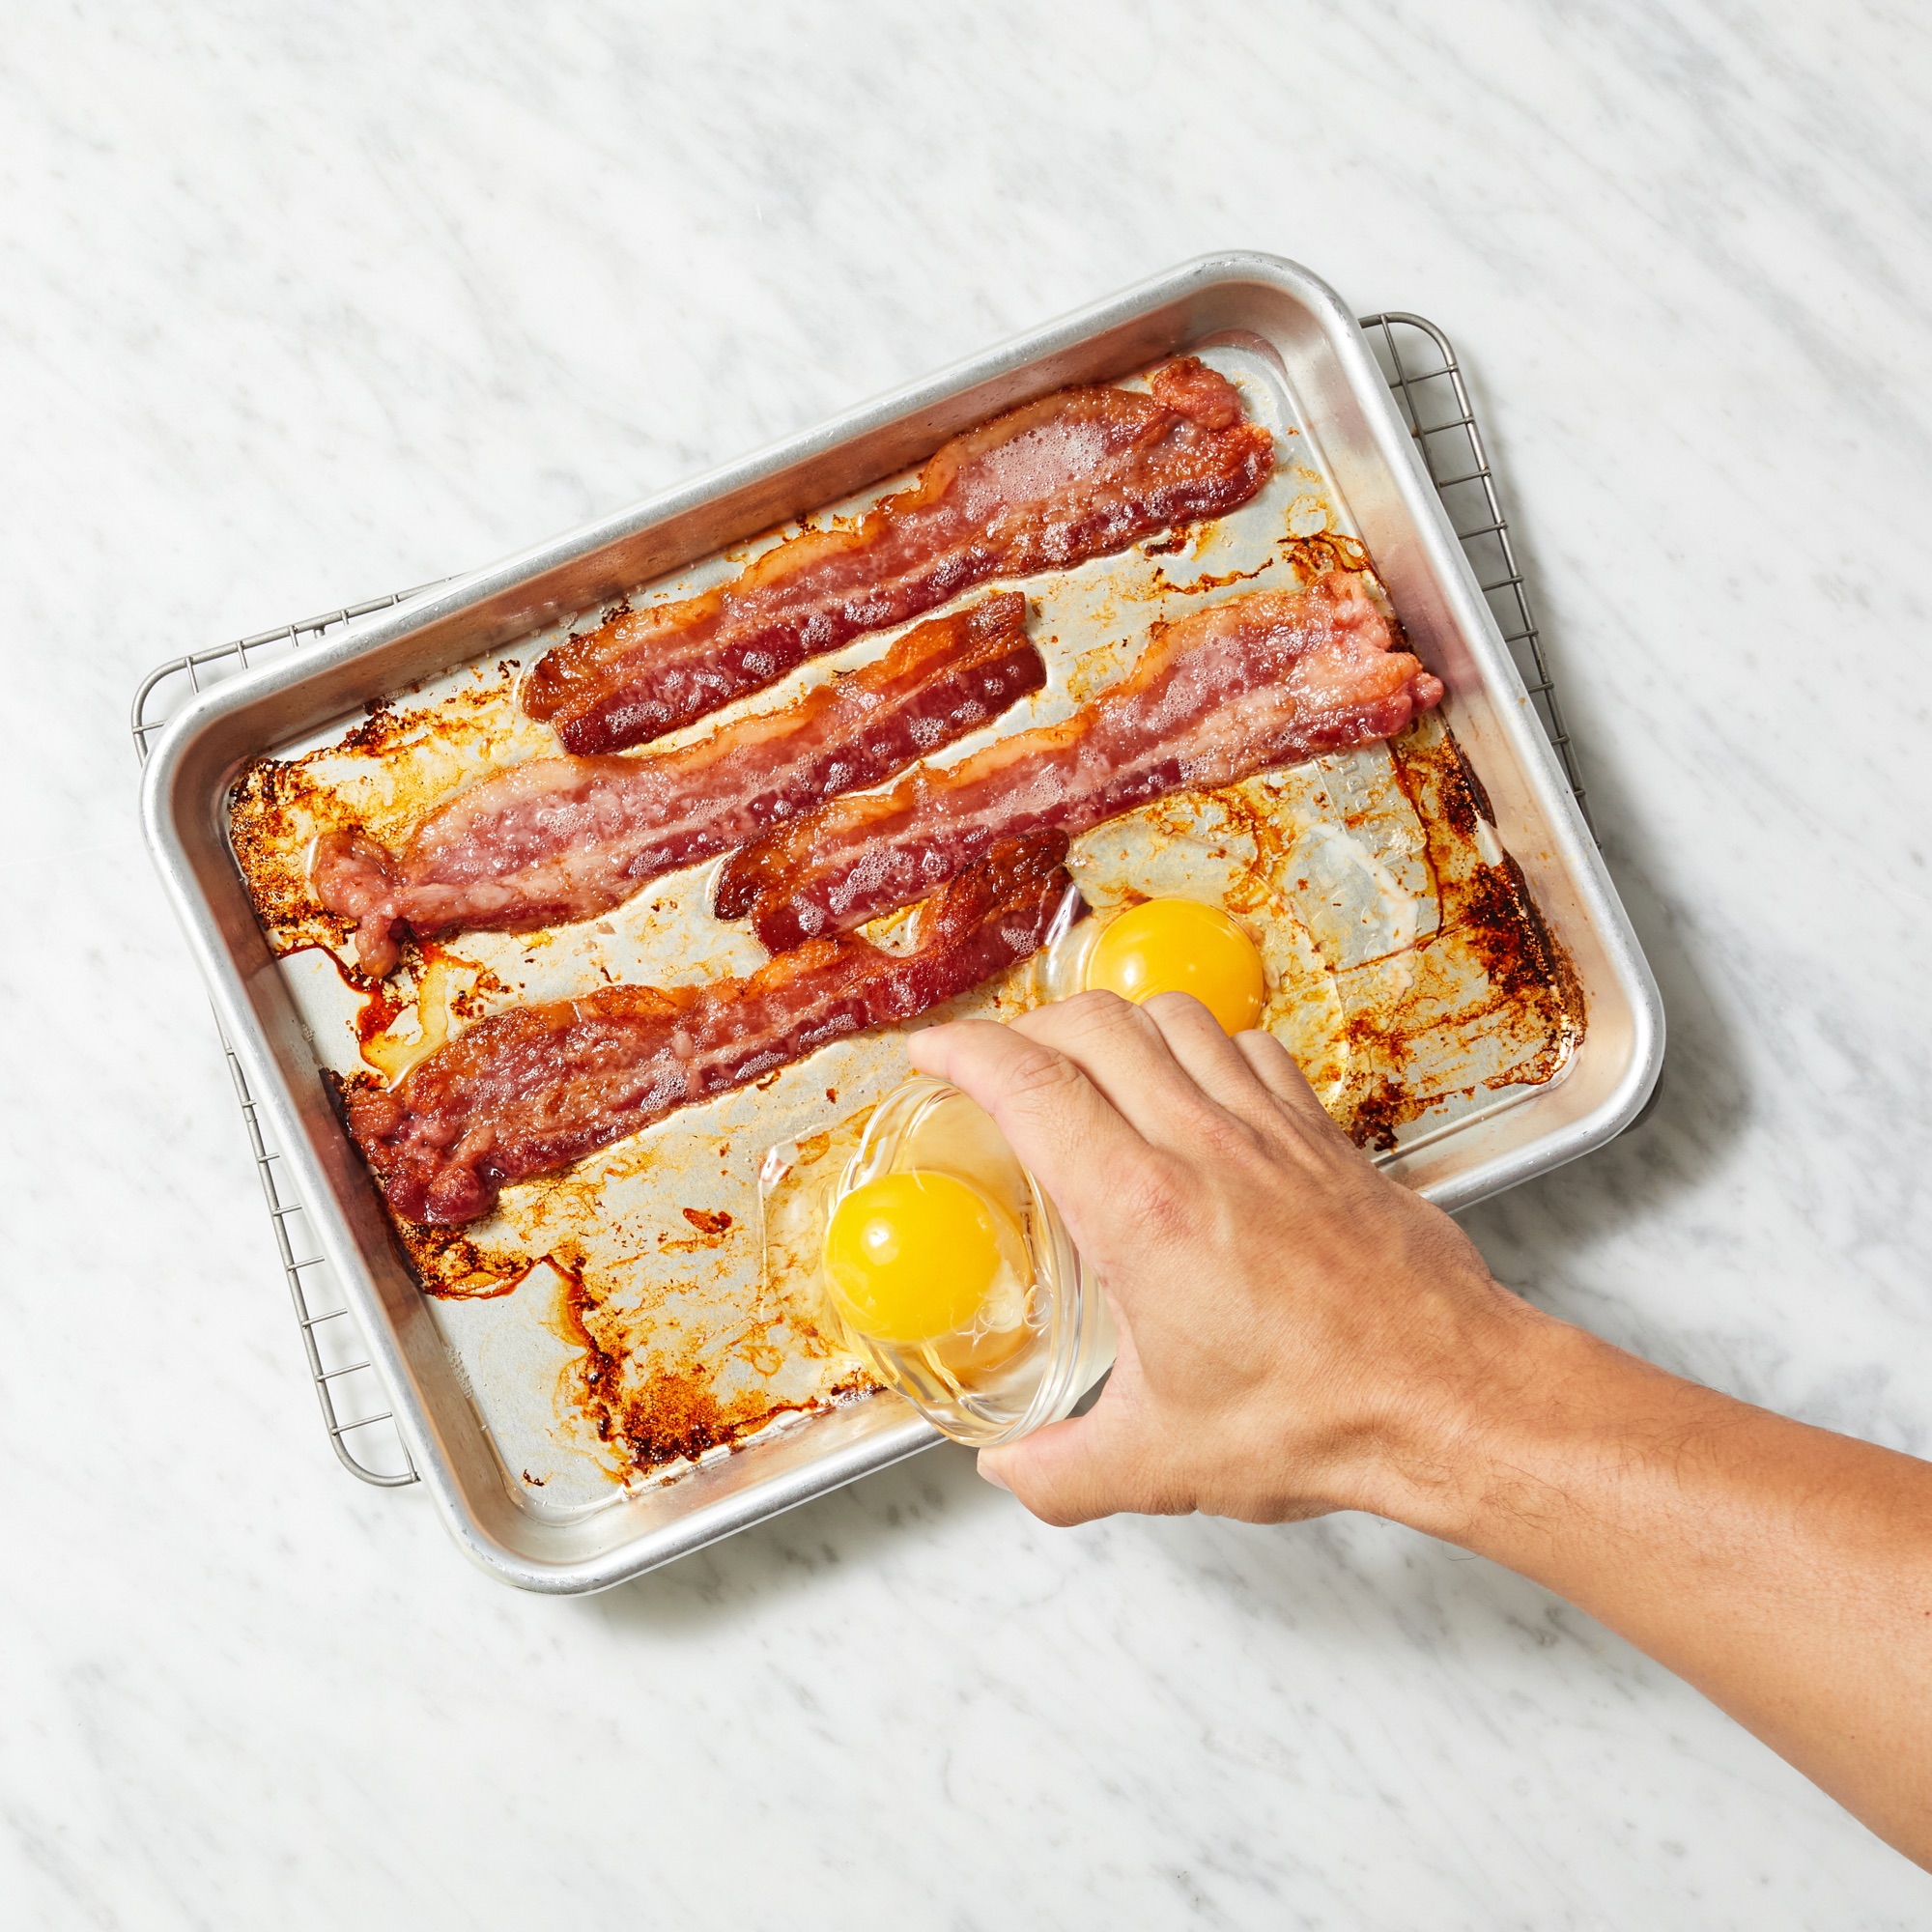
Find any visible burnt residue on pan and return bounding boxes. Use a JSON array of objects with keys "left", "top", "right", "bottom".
[
  {"left": 522, "top": 1219, "right": 877, "bottom": 1477},
  {"left": 359, "top": 1114, "right": 881, "bottom": 1479},
  {"left": 229, "top": 760, "right": 354, "bottom": 957},
  {"left": 376, "top": 1193, "right": 879, "bottom": 1475},
  {"left": 1151, "top": 527, "right": 1371, "bottom": 601},
  {"left": 1332, "top": 716, "right": 1580, "bottom": 1148},
  {"left": 388, "top": 1220, "right": 535, "bottom": 1301}
]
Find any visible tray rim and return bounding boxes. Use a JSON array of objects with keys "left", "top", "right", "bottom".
[{"left": 138, "top": 251, "right": 1664, "bottom": 1592}]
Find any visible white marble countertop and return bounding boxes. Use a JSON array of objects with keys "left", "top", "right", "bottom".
[{"left": 6, "top": 4, "right": 1930, "bottom": 1924}]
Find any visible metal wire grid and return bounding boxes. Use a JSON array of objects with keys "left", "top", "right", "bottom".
[
  {"left": 132, "top": 592, "right": 435, "bottom": 1487},
  {"left": 1358, "top": 312, "right": 1593, "bottom": 837},
  {"left": 128, "top": 314, "right": 1584, "bottom": 1487}
]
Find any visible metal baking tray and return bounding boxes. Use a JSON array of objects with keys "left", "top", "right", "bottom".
[{"left": 139, "top": 254, "right": 1663, "bottom": 1592}]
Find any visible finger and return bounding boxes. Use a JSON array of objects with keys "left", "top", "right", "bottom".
[
  {"left": 914, "top": 1011, "right": 1199, "bottom": 1297},
  {"left": 908, "top": 1016, "right": 1153, "bottom": 1249},
  {"left": 1134, "top": 990, "right": 1284, "bottom": 1126},
  {"left": 1233, "top": 1026, "right": 1348, "bottom": 1135},
  {"left": 978, "top": 1399, "right": 1171, "bottom": 1527},
  {"left": 1005, "top": 990, "right": 1237, "bottom": 1151}
]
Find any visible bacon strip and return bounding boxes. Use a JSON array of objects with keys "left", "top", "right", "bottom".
[
  {"left": 522, "top": 358, "right": 1274, "bottom": 753},
  {"left": 313, "top": 594, "right": 1042, "bottom": 977},
  {"left": 715, "top": 572, "right": 1445, "bottom": 952},
  {"left": 346, "top": 833, "right": 1078, "bottom": 1226}
]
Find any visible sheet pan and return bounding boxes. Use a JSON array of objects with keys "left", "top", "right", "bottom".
[{"left": 139, "top": 255, "right": 1663, "bottom": 1592}]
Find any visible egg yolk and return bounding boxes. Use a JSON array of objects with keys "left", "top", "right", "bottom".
[
  {"left": 1084, "top": 896, "right": 1266, "bottom": 1035},
  {"left": 823, "top": 1170, "right": 1004, "bottom": 1344}
]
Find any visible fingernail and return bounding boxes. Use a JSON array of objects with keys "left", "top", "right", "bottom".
[{"left": 977, "top": 1457, "right": 1011, "bottom": 1492}]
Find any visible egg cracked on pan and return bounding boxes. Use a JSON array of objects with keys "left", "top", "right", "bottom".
[
  {"left": 1081, "top": 895, "right": 1266, "bottom": 1034},
  {"left": 1030, "top": 791, "right": 1354, "bottom": 1107}
]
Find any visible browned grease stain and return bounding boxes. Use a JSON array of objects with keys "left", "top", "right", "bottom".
[
  {"left": 540, "top": 1241, "right": 875, "bottom": 1477},
  {"left": 394, "top": 1222, "right": 542, "bottom": 1300},
  {"left": 375, "top": 1137, "right": 876, "bottom": 1475},
  {"left": 272, "top": 938, "right": 381, "bottom": 998},
  {"left": 270, "top": 936, "right": 508, "bottom": 1083},
  {"left": 1065, "top": 639, "right": 1131, "bottom": 703},
  {"left": 1355, "top": 719, "right": 1581, "bottom": 1146},
  {"left": 642, "top": 1224, "right": 725, "bottom": 1261},
  {"left": 355, "top": 980, "right": 409, "bottom": 1055},
  {"left": 228, "top": 763, "right": 354, "bottom": 956},
  {"left": 1153, "top": 529, "right": 1372, "bottom": 600},
  {"left": 1291, "top": 530, "right": 1371, "bottom": 577},
  {"left": 1153, "top": 559, "right": 1275, "bottom": 597}
]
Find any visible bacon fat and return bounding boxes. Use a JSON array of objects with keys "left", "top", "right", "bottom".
[
  {"left": 714, "top": 572, "right": 1446, "bottom": 952},
  {"left": 521, "top": 358, "right": 1273, "bottom": 754},
  {"left": 313, "top": 594, "right": 1042, "bottom": 977},
  {"left": 346, "top": 833, "right": 1078, "bottom": 1226}
]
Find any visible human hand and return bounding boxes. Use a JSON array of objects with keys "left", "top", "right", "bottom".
[
  {"left": 911, "top": 991, "right": 1932, "bottom": 1870},
  {"left": 908, "top": 989, "right": 1551, "bottom": 1528}
]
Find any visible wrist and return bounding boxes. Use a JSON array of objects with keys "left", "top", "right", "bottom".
[{"left": 1338, "top": 1286, "right": 1609, "bottom": 1544}]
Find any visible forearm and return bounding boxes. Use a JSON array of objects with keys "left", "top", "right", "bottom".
[{"left": 1375, "top": 1309, "right": 1932, "bottom": 1867}]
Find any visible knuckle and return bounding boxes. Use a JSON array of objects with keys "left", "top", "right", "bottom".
[
  {"left": 1252, "top": 1081, "right": 1348, "bottom": 1163},
  {"left": 987, "top": 1036, "right": 1086, "bottom": 1111},
  {"left": 1116, "top": 1149, "right": 1198, "bottom": 1246},
  {"left": 1193, "top": 1102, "right": 1269, "bottom": 1167},
  {"left": 1138, "top": 988, "right": 1212, "bottom": 1029},
  {"left": 1038, "top": 986, "right": 1152, "bottom": 1048}
]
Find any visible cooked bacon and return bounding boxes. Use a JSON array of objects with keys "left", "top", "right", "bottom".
[
  {"left": 716, "top": 571, "right": 1445, "bottom": 952},
  {"left": 313, "top": 594, "right": 1042, "bottom": 977},
  {"left": 346, "top": 833, "right": 1078, "bottom": 1226},
  {"left": 521, "top": 357, "right": 1274, "bottom": 753}
]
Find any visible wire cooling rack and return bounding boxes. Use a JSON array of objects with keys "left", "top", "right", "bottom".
[
  {"left": 128, "top": 313, "right": 1588, "bottom": 1487},
  {"left": 1360, "top": 315, "right": 1591, "bottom": 833}
]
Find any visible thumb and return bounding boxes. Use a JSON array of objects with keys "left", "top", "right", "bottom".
[{"left": 978, "top": 1400, "right": 1145, "bottom": 1527}]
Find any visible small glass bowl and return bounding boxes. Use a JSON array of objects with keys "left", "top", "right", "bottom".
[{"left": 816, "top": 1076, "right": 1114, "bottom": 1447}]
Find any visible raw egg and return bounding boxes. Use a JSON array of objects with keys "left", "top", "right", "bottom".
[
  {"left": 1084, "top": 896, "right": 1266, "bottom": 1034},
  {"left": 822, "top": 1169, "right": 1005, "bottom": 1344}
]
